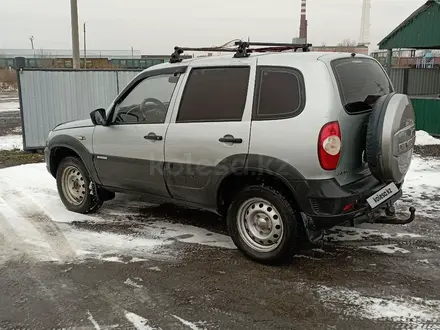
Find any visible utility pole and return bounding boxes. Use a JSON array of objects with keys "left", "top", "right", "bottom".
[
  {"left": 83, "top": 22, "right": 87, "bottom": 69},
  {"left": 70, "top": 0, "right": 80, "bottom": 69},
  {"left": 29, "top": 36, "right": 35, "bottom": 58},
  {"left": 131, "top": 46, "right": 134, "bottom": 59}
]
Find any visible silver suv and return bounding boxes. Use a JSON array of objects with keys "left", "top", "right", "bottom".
[{"left": 45, "top": 42, "right": 416, "bottom": 264}]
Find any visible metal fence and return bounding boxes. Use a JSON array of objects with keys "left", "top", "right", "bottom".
[
  {"left": 388, "top": 68, "right": 440, "bottom": 136},
  {"left": 16, "top": 67, "right": 440, "bottom": 151},
  {"left": 17, "top": 69, "right": 140, "bottom": 150}
]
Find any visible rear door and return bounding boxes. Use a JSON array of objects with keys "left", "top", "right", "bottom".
[
  {"left": 164, "top": 59, "right": 256, "bottom": 208},
  {"left": 328, "top": 56, "right": 393, "bottom": 185}
]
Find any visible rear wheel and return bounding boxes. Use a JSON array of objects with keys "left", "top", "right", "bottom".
[
  {"left": 227, "top": 185, "right": 301, "bottom": 264},
  {"left": 56, "top": 156, "right": 102, "bottom": 214}
]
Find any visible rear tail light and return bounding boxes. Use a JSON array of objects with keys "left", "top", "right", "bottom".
[
  {"left": 343, "top": 202, "right": 355, "bottom": 212},
  {"left": 318, "top": 121, "right": 341, "bottom": 170}
]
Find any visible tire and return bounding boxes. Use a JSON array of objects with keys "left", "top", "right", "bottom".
[
  {"left": 227, "top": 185, "right": 301, "bottom": 264},
  {"left": 366, "top": 93, "right": 416, "bottom": 184},
  {"left": 56, "top": 156, "right": 103, "bottom": 214}
]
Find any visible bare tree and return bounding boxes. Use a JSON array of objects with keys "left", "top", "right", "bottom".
[{"left": 337, "top": 38, "right": 357, "bottom": 52}]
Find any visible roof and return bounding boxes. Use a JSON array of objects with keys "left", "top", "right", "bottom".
[
  {"left": 142, "top": 51, "right": 370, "bottom": 73},
  {"left": 379, "top": 0, "right": 440, "bottom": 49}
]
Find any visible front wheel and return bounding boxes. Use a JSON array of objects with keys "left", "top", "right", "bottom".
[
  {"left": 56, "top": 156, "right": 102, "bottom": 214},
  {"left": 227, "top": 185, "right": 301, "bottom": 264}
]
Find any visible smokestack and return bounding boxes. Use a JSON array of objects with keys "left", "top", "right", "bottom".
[
  {"left": 359, "top": 0, "right": 371, "bottom": 45},
  {"left": 299, "top": 0, "right": 308, "bottom": 42}
]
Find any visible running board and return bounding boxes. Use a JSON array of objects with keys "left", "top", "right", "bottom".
[{"left": 372, "top": 206, "right": 416, "bottom": 225}]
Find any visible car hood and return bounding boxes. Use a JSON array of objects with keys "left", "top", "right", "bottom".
[{"left": 53, "top": 119, "right": 94, "bottom": 131}]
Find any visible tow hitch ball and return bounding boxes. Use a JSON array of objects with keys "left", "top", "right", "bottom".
[{"left": 373, "top": 206, "right": 416, "bottom": 225}]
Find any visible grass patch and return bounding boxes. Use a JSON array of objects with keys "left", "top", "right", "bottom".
[
  {"left": 0, "top": 149, "right": 44, "bottom": 169},
  {"left": 0, "top": 69, "right": 17, "bottom": 91}
]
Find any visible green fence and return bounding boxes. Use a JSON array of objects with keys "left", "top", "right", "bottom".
[{"left": 411, "top": 97, "right": 440, "bottom": 136}]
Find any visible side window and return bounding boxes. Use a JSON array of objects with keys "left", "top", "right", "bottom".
[
  {"left": 113, "top": 74, "right": 178, "bottom": 125},
  {"left": 176, "top": 66, "right": 250, "bottom": 123},
  {"left": 253, "top": 66, "right": 305, "bottom": 120}
]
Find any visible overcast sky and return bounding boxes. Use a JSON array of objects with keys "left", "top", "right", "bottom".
[{"left": 0, "top": 0, "right": 426, "bottom": 54}]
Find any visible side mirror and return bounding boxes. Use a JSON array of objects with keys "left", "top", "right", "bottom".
[{"left": 90, "top": 108, "right": 107, "bottom": 126}]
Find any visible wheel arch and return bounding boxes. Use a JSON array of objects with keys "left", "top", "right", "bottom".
[
  {"left": 47, "top": 134, "right": 100, "bottom": 183},
  {"left": 216, "top": 165, "right": 304, "bottom": 216}
]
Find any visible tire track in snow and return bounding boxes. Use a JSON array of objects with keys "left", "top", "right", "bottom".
[
  {"left": 0, "top": 181, "right": 76, "bottom": 262},
  {"left": 0, "top": 198, "right": 59, "bottom": 262}
]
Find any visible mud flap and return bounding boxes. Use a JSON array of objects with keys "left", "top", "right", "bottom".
[{"left": 300, "top": 212, "right": 324, "bottom": 245}]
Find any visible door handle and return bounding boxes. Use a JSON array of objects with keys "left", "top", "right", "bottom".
[
  {"left": 144, "top": 132, "right": 163, "bottom": 141},
  {"left": 219, "top": 135, "right": 242, "bottom": 144}
]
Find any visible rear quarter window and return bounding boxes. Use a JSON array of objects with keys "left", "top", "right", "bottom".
[
  {"left": 252, "top": 66, "right": 305, "bottom": 120},
  {"left": 331, "top": 58, "right": 393, "bottom": 114}
]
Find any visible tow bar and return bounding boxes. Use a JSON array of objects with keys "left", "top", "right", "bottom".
[{"left": 373, "top": 206, "right": 416, "bottom": 225}]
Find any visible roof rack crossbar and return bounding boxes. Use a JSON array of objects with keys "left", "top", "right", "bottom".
[
  {"left": 169, "top": 41, "right": 313, "bottom": 63},
  {"left": 234, "top": 41, "right": 312, "bottom": 48}
]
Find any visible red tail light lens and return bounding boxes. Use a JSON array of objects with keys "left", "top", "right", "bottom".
[{"left": 318, "top": 121, "right": 341, "bottom": 170}]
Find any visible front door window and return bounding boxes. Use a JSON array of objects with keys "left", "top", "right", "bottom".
[{"left": 113, "top": 74, "right": 179, "bottom": 124}]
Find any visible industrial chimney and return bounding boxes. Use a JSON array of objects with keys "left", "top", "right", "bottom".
[
  {"left": 299, "top": 0, "right": 308, "bottom": 42},
  {"left": 359, "top": 0, "right": 371, "bottom": 45}
]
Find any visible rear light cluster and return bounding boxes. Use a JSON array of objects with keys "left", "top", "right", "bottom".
[{"left": 318, "top": 121, "right": 341, "bottom": 170}]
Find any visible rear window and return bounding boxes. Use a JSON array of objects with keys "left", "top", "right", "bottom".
[{"left": 331, "top": 58, "right": 393, "bottom": 114}]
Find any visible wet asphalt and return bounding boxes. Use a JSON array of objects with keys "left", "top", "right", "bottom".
[{"left": 1, "top": 92, "right": 440, "bottom": 329}]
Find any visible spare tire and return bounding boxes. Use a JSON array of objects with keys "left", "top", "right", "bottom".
[{"left": 366, "top": 93, "right": 416, "bottom": 184}]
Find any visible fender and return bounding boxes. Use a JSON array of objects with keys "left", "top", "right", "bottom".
[
  {"left": 47, "top": 134, "right": 101, "bottom": 184},
  {"left": 213, "top": 154, "right": 308, "bottom": 211}
]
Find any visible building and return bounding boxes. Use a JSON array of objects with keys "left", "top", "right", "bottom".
[
  {"left": 0, "top": 48, "right": 192, "bottom": 69},
  {"left": 311, "top": 45, "right": 369, "bottom": 55}
]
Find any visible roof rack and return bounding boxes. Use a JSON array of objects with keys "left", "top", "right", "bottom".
[{"left": 169, "top": 41, "right": 312, "bottom": 63}]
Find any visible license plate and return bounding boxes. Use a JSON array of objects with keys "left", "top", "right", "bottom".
[{"left": 366, "top": 182, "right": 399, "bottom": 209}]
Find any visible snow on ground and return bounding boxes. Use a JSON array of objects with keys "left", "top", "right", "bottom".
[
  {"left": 397, "top": 154, "right": 440, "bottom": 217},
  {"left": 125, "top": 312, "right": 156, "bottom": 330},
  {"left": 358, "top": 244, "right": 411, "bottom": 255},
  {"left": 317, "top": 285, "right": 440, "bottom": 323},
  {"left": 325, "top": 226, "right": 422, "bottom": 242},
  {"left": 0, "top": 134, "right": 22, "bottom": 150},
  {"left": 0, "top": 135, "right": 22, "bottom": 151},
  {"left": 0, "top": 162, "right": 234, "bottom": 265},
  {"left": 416, "top": 130, "right": 440, "bottom": 145},
  {"left": 0, "top": 101, "right": 19, "bottom": 112},
  {"left": 0, "top": 151, "right": 439, "bottom": 262}
]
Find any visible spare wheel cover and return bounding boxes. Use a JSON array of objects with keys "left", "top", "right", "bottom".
[{"left": 366, "top": 93, "right": 416, "bottom": 184}]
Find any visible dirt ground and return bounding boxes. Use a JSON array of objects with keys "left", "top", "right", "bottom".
[{"left": 1, "top": 92, "right": 440, "bottom": 329}]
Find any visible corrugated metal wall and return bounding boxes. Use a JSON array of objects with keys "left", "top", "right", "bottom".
[
  {"left": 407, "top": 69, "right": 440, "bottom": 95},
  {"left": 389, "top": 68, "right": 440, "bottom": 96},
  {"left": 411, "top": 97, "right": 440, "bottom": 135},
  {"left": 117, "top": 71, "right": 141, "bottom": 93},
  {"left": 19, "top": 69, "right": 141, "bottom": 150},
  {"left": 389, "top": 68, "right": 405, "bottom": 93},
  {"left": 18, "top": 68, "right": 440, "bottom": 150}
]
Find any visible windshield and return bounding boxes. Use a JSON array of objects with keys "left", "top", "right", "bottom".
[{"left": 331, "top": 57, "right": 393, "bottom": 114}]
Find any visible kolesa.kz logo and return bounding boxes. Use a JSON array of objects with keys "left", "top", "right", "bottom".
[{"left": 373, "top": 187, "right": 394, "bottom": 203}]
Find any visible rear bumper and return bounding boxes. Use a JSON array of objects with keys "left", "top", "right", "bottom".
[{"left": 295, "top": 175, "right": 406, "bottom": 229}]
